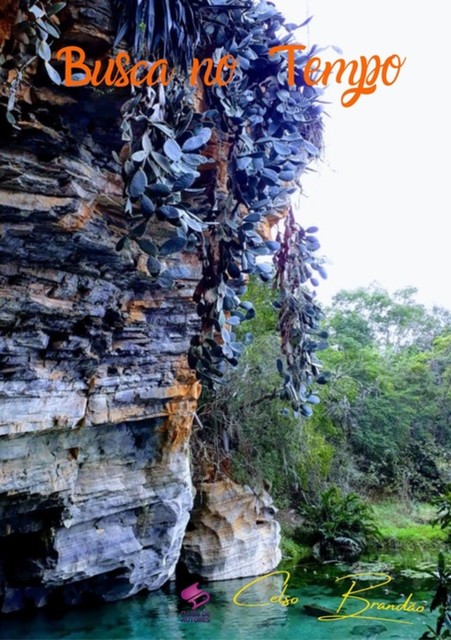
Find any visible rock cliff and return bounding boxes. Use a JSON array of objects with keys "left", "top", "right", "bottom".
[
  {"left": 0, "top": 0, "right": 203, "bottom": 613},
  {"left": 0, "top": 0, "right": 282, "bottom": 614}
]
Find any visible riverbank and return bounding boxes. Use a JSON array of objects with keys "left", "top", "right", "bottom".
[
  {"left": 278, "top": 500, "right": 450, "bottom": 565},
  {"left": 371, "top": 500, "right": 449, "bottom": 560}
]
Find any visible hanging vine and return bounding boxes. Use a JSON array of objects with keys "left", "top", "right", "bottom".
[
  {"left": 0, "top": 0, "right": 329, "bottom": 415},
  {"left": 111, "top": 0, "right": 328, "bottom": 413}
]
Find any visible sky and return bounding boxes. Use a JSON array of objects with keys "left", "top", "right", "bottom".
[{"left": 273, "top": 0, "right": 451, "bottom": 310}]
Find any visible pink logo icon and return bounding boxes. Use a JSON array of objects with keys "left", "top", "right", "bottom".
[{"left": 180, "top": 582, "right": 211, "bottom": 610}]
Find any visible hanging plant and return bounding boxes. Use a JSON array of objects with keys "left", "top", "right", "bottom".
[
  {"left": 112, "top": 0, "right": 328, "bottom": 415},
  {"left": 112, "top": 0, "right": 205, "bottom": 70},
  {"left": 0, "top": 0, "right": 65, "bottom": 126},
  {"left": 0, "top": 0, "right": 329, "bottom": 416}
]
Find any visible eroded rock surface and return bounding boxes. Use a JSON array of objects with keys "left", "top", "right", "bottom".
[
  {"left": 0, "top": 419, "right": 195, "bottom": 612},
  {"left": 180, "top": 479, "right": 281, "bottom": 580}
]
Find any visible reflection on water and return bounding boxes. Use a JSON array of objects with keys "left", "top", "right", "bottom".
[{"left": 0, "top": 561, "right": 438, "bottom": 640}]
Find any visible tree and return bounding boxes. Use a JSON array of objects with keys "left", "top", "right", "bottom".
[
  {"left": 331, "top": 284, "right": 451, "bottom": 351},
  {"left": 195, "top": 279, "right": 334, "bottom": 505},
  {"left": 313, "top": 285, "right": 451, "bottom": 498}
]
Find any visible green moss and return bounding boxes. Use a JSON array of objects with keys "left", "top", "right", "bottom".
[
  {"left": 279, "top": 525, "right": 312, "bottom": 564},
  {"left": 278, "top": 501, "right": 450, "bottom": 568}
]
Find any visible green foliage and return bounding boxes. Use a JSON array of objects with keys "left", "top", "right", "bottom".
[
  {"left": 372, "top": 501, "right": 447, "bottom": 558},
  {"left": 418, "top": 553, "right": 451, "bottom": 639},
  {"left": 280, "top": 532, "right": 311, "bottom": 564},
  {"left": 195, "top": 279, "right": 333, "bottom": 504},
  {"left": 296, "top": 486, "right": 381, "bottom": 559},
  {"left": 331, "top": 284, "right": 450, "bottom": 351},
  {"left": 311, "top": 284, "right": 451, "bottom": 499},
  {"left": 236, "top": 278, "right": 278, "bottom": 338},
  {"left": 432, "top": 485, "right": 451, "bottom": 539},
  {"left": 197, "top": 280, "right": 451, "bottom": 512}
]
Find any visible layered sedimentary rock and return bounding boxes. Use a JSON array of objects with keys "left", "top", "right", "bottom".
[
  {"left": 180, "top": 479, "right": 281, "bottom": 580},
  {"left": 0, "top": 0, "right": 202, "bottom": 613},
  {"left": 0, "top": 0, "right": 283, "bottom": 613},
  {"left": 0, "top": 420, "right": 196, "bottom": 612},
  {"left": 0, "top": 96, "right": 202, "bottom": 612}
]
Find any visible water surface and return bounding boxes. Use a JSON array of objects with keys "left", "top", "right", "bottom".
[{"left": 0, "top": 559, "right": 439, "bottom": 640}]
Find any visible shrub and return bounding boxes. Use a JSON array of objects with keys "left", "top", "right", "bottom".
[
  {"left": 418, "top": 553, "right": 451, "bottom": 639},
  {"left": 297, "top": 485, "right": 381, "bottom": 561},
  {"left": 432, "top": 485, "right": 451, "bottom": 540}
]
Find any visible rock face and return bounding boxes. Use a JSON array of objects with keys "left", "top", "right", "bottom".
[
  {"left": 0, "top": 0, "right": 283, "bottom": 613},
  {"left": 0, "top": 0, "right": 202, "bottom": 613},
  {"left": 180, "top": 480, "right": 281, "bottom": 580},
  {"left": 0, "top": 420, "right": 195, "bottom": 612},
  {"left": 312, "top": 537, "right": 363, "bottom": 563}
]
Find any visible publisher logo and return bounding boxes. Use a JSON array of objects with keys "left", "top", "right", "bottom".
[{"left": 180, "top": 582, "right": 211, "bottom": 623}]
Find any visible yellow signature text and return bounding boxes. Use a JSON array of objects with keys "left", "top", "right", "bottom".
[
  {"left": 319, "top": 572, "right": 425, "bottom": 625},
  {"left": 232, "top": 571, "right": 299, "bottom": 608}
]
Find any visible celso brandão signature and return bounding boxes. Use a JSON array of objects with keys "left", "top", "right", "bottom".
[{"left": 232, "top": 570, "right": 425, "bottom": 625}]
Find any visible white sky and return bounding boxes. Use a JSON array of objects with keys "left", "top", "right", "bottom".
[{"left": 273, "top": 0, "right": 451, "bottom": 310}]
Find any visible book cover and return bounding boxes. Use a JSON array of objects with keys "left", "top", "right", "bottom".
[{"left": 0, "top": 1, "right": 449, "bottom": 639}]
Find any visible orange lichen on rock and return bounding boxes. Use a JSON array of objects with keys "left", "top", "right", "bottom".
[
  {"left": 162, "top": 356, "right": 202, "bottom": 450},
  {"left": 58, "top": 202, "right": 94, "bottom": 232},
  {"left": 258, "top": 205, "right": 289, "bottom": 241}
]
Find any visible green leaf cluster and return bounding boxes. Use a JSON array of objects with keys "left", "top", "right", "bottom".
[
  {"left": 297, "top": 485, "right": 381, "bottom": 559},
  {"left": 310, "top": 284, "right": 451, "bottom": 498},
  {"left": 418, "top": 553, "right": 451, "bottom": 639}
]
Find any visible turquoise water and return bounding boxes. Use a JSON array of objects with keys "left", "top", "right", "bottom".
[{"left": 0, "top": 560, "right": 438, "bottom": 640}]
